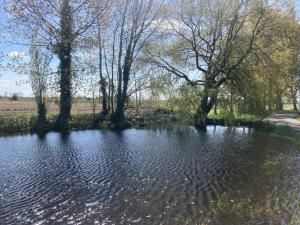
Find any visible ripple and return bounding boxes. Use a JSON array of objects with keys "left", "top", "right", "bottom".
[{"left": 0, "top": 127, "right": 299, "bottom": 224}]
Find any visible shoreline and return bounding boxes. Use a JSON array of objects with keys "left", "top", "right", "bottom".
[{"left": 1, "top": 112, "right": 300, "bottom": 145}]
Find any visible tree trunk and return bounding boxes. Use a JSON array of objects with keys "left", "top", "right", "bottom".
[
  {"left": 107, "top": 79, "right": 111, "bottom": 113},
  {"left": 115, "top": 69, "right": 124, "bottom": 128},
  {"left": 114, "top": 67, "right": 130, "bottom": 128},
  {"left": 275, "top": 92, "right": 283, "bottom": 111},
  {"left": 36, "top": 90, "right": 47, "bottom": 128},
  {"left": 114, "top": 40, "right": 132, "bottom": 128},
  {"left": 37, "top": 90, "right": 47, "bottom": 124},
  {"left": 57, "top": 47, "right": 72, "bottom": 131},
  {"left": 195, "top": 86, "right": 217, "bottom": 129},
  {"left": 293, "top": 98, "right": 298, "bottom": 111},
  {"left": 291, "top": 90, "right": 298, "bottom": 111},
  {"left": 268, "top": 79, "right": 273, "bottom": 111},
  {"left": 37, "top": 104, "right": 46, "bottom": 123},
  {"left": 214, "top": 99, "right": 217, "bottom": 115},
  {"left": 99, "top": 78, "right": 108, "bottom": 115},
  {"left": 56, "top": 0, "right": 73, "bottom": 132},
  {"left": 98, "top": 23, "right": 108, "bottom": 115}
]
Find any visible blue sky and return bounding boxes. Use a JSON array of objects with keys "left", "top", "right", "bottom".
[
  {"left": 0, "top": 1, "right": 300, "bottom": 97},
  {"left": 0, "top": 6, "right": 32, "bottom": 97}
]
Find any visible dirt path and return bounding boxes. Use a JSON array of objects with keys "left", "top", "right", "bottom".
[{"left": 263, "top": 113, "right": 300, "bottom": 131}]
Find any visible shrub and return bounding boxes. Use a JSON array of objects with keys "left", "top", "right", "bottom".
[{"left": 11, "top": 93, "right": 19, "bottom": 101}]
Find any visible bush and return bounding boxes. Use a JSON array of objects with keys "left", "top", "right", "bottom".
[{"left": 11, "top": 93, "right": 19, "bottom": 101}]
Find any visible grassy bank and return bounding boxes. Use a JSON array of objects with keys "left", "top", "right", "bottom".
[
  {"left": 0, "top": 112, "right": 99, "bottom": 136},
  {"left": 208, "top": 112, "right": 300, "bottom": 146},
  {"left": 1, "top": 110, "right": 300, "bottom": 140},
  {"left": 207, "top": 112, "right": 263, "bottom": 126}
]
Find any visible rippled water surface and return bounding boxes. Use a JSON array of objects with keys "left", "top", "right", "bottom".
[{"left": 0, "top": 126, "right": 299, "bottom": 225}]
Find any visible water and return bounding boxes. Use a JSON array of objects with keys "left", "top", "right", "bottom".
[{"left": 0, "top": 126, "right": 299, "bottom": 225}]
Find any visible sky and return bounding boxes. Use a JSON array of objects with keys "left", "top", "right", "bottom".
[
  {"left": 0, "top": 1, "right": 300, "bottom": 97},
  {"left": 0, "top": 6, "right": 32, "bottom": 97}
]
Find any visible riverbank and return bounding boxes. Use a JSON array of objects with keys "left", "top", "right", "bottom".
[
  {"left": 0, "top": 110, "right": 259, "bottom": 135},
  {"left": 0, "top": 112, "right": 97, "bottom": 136},
  {"left": 0, "top": 110, "right": 300, "bottom": 139}
]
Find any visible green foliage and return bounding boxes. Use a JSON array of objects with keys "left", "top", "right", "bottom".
[
  {"left": 208, "top": 112, "right": 263, "bottom": 126},
  {"left": 99, "top": 119, "right": 112, "bottom": 129},
  {"left": 0, "top": 112, "right": 97, "bottom": 135},
  {"left": 167, "top": 84, "right": 203, "bottom": 116},
  {"left": 0, "top": 112, "right": 35, "bottom": 134},
  {"left": 225, "top": 8, "right": 300, "bottom": 114}
]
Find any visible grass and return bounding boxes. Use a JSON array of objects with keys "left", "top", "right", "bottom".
[
  {"left": 205, "top": 111, "right": 300, "bottom": 147},
  {"left": 0, "top": 99, "right": 299, "bottom": 136},
  {"left": 0, "top": 98, "right": 99, "bottom": 113},
  {"left": 207, "top": 112, "right": 263, "bottom": 126},
  {"left": 0, "top": 111, "right": 107, "bottom": 135}
]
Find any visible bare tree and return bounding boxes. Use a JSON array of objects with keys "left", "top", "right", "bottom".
[
  {"left": 29, "top": 42, "right": 53, "bottom": 124},
  {"left": 110, "top": 0, "right": 160, "bottom": 128},
  {"left": 96, "top": 18, "right": 108, "bottom": 115},
  {"left": 4, "top": 33, "right": 54, "bottom": 124}
]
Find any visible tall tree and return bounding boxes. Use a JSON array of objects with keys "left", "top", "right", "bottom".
[
  {"left": 56, "top": 0, "right": 73, "bottom": 130},
  {"left": 5, "top": 35, "right": 53, "bottom": 124},
  {"left": 113, "top": 0, "right": 159, "bottom": 128},
  {"left": 29, "top": 42, "right": 52, "bottom": 124},
  {"left": 96, "top": 18, "right": 108, "bottom": 115},
  {"left": 3, "top": 0, "right": 107, "bottom": 131},
  {"left": 149, "top": 0, "right": 269, "bottom": 127}
]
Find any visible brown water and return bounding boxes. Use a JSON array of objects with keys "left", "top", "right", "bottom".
[{"left": 0, "top": 126, "right": 299, "bottom": 225}]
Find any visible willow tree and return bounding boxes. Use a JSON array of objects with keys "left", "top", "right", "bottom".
[
  {"left": 3, "top": 0, "right": 107, "bottom": 131},
  {"left": 149, "top": 0, "right": 269, "bottom": 127},
  {"left": 229, "top": 6, "right": 300, "bottom": 113}
]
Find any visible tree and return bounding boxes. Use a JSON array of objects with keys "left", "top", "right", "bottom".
[
  {"left": 29, "top": 42, "right": 52, "bottom": 124},
  {"left": 229, "top": 5, "right": 300, "bottom": 114},
  {"left": 4, "top": 35, "right": 53, "bottom": 123},
  {"left": 91, "top": 0, "right": 160, "bottom": 128},
  {"left": 113, "top": 0, "right": 159, "bottom": 128},
  {"left": 96, "top": 18, "right": 108, "bottom": 115},
  {"left": 3, "top": 0, "right": 107, "bottom": 131},
  {"left": 148, "top": 0, "right": 269, "bottom": 127},
  {"left": 11, "top": 93, "right": 19, "bottom": 101}
]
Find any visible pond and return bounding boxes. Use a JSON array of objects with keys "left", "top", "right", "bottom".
[{"left": 0, "top": 126, "right": 299, "bottom": 225}]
